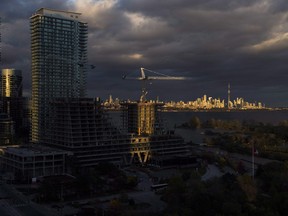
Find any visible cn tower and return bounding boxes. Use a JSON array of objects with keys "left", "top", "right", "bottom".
[{"left": 228, "top": 83, "right": 231, "bottom": 109}]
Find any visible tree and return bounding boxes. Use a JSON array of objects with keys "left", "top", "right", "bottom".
[
  {"left": 237, "top": 174, "right": 257, "bottom": 202},
  {"left": 108, "top": 199, "right": 123, "bottom": 216},
  {"left": 189, "top": 116, "right": 201, "bottom": 129},
  {"left": 163, "top": 176, "right": 186, "bottom": 214}
]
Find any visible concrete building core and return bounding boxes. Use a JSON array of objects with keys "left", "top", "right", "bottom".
[{"left": 121, "top": 101, "right": 165, "bottom": 136}]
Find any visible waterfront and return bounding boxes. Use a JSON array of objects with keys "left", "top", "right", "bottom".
[
  {"left": 162, "top": 110, "right": 288, "bottom": 143},
  {"left": 162, "top": 110, "right": 288, "bottom": 128},
  {"left": 109, "top": 110, "right": 288, "bottom": 143}
]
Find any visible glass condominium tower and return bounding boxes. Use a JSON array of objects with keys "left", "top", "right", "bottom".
[
  {"left": 30, "top": 8, "right": 88, "bottom": 143},
  {"left": 0, "top": 69, "right": 23, "bottom": 134},
  {"left": 1, "top": 69, "right": 22, "bottom": 98}
]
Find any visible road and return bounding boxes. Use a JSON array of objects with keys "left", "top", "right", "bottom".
[
  {"left": 122, "top": 168, "right": 167, "bottom": 211},
  {"left": 195, "top": 145, "right": 276, "bottom": 172},
  {"left": 0, "top": 181, "right": 58, "bottom": 216}
]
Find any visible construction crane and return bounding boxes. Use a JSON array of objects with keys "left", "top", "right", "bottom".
[{"left": 122, "top": 67, "right": 190, "bottom": 102}]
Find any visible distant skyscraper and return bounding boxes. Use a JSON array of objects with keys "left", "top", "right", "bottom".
[
  {"left": 0, "top": 69, "right": 23, "bottom": 135},
  {"left": 1, "top": 69, "right": 22, "bottom": 98},
  {"left": 228, "top": 83, "right": 231, "bottom": 109},
  {"left": 0, "top": 17, "right": 2, "bottom": 65},
  {"left": 30, "top": 8, "right": 88, "bottom": 143}
]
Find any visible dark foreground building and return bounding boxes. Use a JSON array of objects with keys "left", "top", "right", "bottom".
[
  {"left": 47, "top": 98, "right": 188, "bottom": 168},
  {"left": 0, "top": 145, "right": 70, "bottom": 181},
  {"left": 47, "top": 98, "right": 131, "bottom": 168}
]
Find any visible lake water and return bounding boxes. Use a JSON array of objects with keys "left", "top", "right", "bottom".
[
  {"left": 162, "top": 110, "right": 288, "bottom": 142},
  {"left": 161, "top": 110, "right": 288, "bottom": 128},
  {"left": 109, "top": 110, "right": 288, "bottom": 142}
]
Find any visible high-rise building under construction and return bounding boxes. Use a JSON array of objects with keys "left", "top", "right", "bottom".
[
  {"left": 121, "top": 100, "right": 188, "bottom": 164},
  {"left": 30, "top": 8, "right": 88, "bottom": 143}
]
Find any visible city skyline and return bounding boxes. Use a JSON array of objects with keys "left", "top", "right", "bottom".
[
  {"left": 103, "top": 93, "right": 266, "bottom": 111},
  {"left": 1, "top": 0, "right": 288, "bottom": 107}
]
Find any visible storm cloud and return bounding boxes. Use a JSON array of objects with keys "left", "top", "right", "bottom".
[{"left": 1, "top": 0, "right": 288, "bottom": 106}]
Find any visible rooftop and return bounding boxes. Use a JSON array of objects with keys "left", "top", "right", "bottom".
[
  {"left": 2, "top": 145, "right": 72, "bottom": 156},
  {"left": 36, "top": 8, "right": 81, "bottom": 16},
  {"left": 31, "top": 8, "right": 83, "bottom": 22}
]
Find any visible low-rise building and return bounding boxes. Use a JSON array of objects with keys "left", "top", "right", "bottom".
[{"left": 0, "top": 145, "right": 71, "bottom": 182}]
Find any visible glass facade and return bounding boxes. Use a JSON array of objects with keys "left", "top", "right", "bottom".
[
  {"left": 30, "top": 8, "right": 88, "bottom": 143},
  {"left": 0, "top": 69, "right": 22, "bottom": 98},
  {"left": 0, "top": 69, "right": 23, "bottom": 135}
]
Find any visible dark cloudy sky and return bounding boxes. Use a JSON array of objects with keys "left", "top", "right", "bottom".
[{"left": 1, "top": 0, "right": 288, "bottom": 107}]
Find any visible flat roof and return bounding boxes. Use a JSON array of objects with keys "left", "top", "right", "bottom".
[
  {"left": 36, "top": 8, "right": 81, "bottom": 15},
  {"left": 2, "top": 145, "right": 71, "bottom": 157},
  {"left": 31, "top": 8, "right": 83, "bottom": 22}
]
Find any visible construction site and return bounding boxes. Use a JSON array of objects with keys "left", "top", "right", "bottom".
[
  {"left": 0, "top": 67, "right": 190, "bottom": 181},
  {"left": 121, "top": 67, "right": 189, "bottom": 165}
]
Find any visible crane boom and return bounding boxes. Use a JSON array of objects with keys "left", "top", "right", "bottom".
[
  {"left": 123, "top": 67, "right": 190, "bottom": 101},
  {"left": 145, "top": 76, "right": 187, "bottom": 80},
  {"left": 139, "top": 67, "right": 189, "bottom": 80}
]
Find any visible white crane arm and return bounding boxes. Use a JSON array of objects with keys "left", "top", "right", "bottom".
[
  {"left": 122, "top": 67, "right": 191, "bottom": 102},
  {"left": 123, "top": 67, "right": 191, "bottom": 80},
  {"left": 122, "top": 75, "right": 144, "bottom": 80},
  {"left": 146, "top": 76, "right": 188, "bottom": 80}
]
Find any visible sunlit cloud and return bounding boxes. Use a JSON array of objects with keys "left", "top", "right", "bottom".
[
  {"left": 245, "top": 33, "right": 288, "bottom": 52},
  {"left": 1, "top": 0, "right": 288, "bottom": 106},
  {"left": 74, "top": 0, "right": 119, "bottom": 28},
  {"left": 128, "top": 53, "right": 143, "bottom": 59}
]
